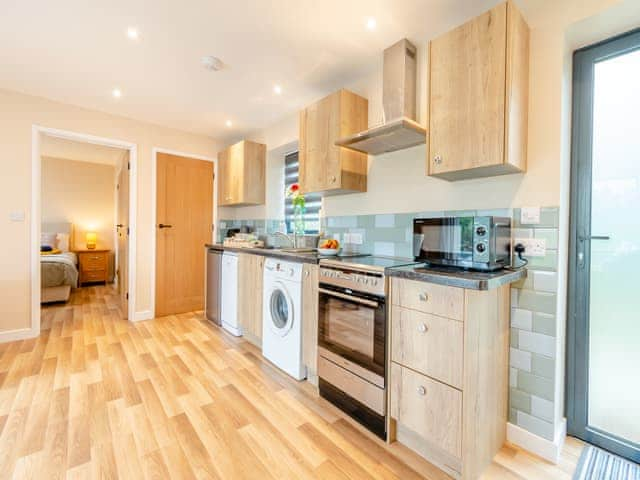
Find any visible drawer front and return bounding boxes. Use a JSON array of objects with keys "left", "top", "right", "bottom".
[
  {"left": 390, "top": 363, "right": 462, "bottom": 459},
  {"left": 318, "top": 356, "right": 385, "bottom": 416},
  {"left": 81, "top": 253, "right": 107, "bottom": 271},
  {"left": 391, "top": 277, "right": 464, "bottom": 321},
  {"left": 82, "top": 269, "right": 106, "bottom": 282},
  {"left": 391, "top": 306, "right": 463, "bottom": 389}
]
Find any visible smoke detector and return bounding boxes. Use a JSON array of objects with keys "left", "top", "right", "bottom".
[{"left": 201, "top": 56, "right": 223, "bottom": 71}]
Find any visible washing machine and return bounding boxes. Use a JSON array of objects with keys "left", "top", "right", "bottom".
[{"left": 262, "top": 258, "right": 306, "bottom": 380}]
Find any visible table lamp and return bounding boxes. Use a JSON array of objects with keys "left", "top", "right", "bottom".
[{"left": 86, "top": 232, "right": 97, "bottom": 250}]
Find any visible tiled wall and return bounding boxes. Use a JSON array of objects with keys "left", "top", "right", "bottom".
[{"left": 219, "top": 207, "right": 561, "bottom": 441}]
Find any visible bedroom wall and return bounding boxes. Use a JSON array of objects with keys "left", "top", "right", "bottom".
[
  {"left": 41, "top": 156, "right": 116, "bottom": 251},
  {"left": 0, "top": 88, "right": 219, "bottom": 334}
]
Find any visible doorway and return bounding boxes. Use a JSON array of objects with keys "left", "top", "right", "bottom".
[
  {"left": 567, "top": 29, "right": 640, "bottom": 462},
  {"left": 153, "top": 150, "right": 215, "bottom": 317},
  {"left": 32, "top": 126, "right": 137, "bottom": 332}
]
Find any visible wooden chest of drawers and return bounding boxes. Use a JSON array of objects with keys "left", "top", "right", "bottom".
[{"left": 76, "top": 250, "right": 110, "bottom": 285}]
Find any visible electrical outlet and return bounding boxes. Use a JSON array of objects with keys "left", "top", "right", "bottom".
[
  {"left": 520, "top": 207, "right": 541, "bottom": 224},
  {"left": 350, "top": 233, "right": 363, "bottom": 245},
  {"left": 515, "top": 238, "right": 546, "bottom": 257}
]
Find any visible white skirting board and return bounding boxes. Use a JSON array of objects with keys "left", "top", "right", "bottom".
[
  {"left": 132, "top": 310, "right": 154, "bottom": 322},
  {"left": 0, "top": 326, "right": 39, "bottom": 343},
  {"left": 507, "top": 419, "right": 567, "bottom": 464}
]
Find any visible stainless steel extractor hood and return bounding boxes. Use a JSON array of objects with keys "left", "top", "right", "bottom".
[{"left": 336, "top": 39, "right": 426, "bottom": 155}]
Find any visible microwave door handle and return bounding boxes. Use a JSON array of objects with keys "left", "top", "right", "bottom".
[{"left": 318, "top": 288, "right": 379, "bottom": 308}]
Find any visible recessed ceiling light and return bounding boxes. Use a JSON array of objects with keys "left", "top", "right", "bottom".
[
  {"left": 273, "top": 85, "right": 282, "bottom": 95},
  {"left": 366, "top": 17, "right": 377, "bottom": 30},
  {"left": 127, "top": 27, "right": 139, "bottom": 40},
  {"left": 225, "top": 120, "right": 233, "bottom": 127},
  {"left": 112, "top": 88, "right": 122, "bottom": 98}
]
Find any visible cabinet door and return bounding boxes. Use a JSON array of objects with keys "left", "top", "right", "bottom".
[
  {"left": 300, "top": 95, "right": 332, "bottom": 193},
  {"left": 217, "top": 148, "right": 230, "bottom": 205},
  {"left": 301, "top": 264, "right": 319, "bottom": 377},
  {"left": 428, "top": 2, "right": 507, "bottom": 175},
  {"left": 228, "top": 142, "right": 243, "bottom": 204},
  {"left": 238, "top": 254, "right": 264, "bottom": 341}
]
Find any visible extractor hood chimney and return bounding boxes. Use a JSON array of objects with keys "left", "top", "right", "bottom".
[{"left": 336, "top": 38, "right": 426, "bottom": 155}]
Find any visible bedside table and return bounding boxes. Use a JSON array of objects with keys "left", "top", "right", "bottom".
[{"left": 75, "top": 249, "right": 110, "bottom": 286}]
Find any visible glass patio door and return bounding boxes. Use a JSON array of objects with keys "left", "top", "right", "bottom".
[{"left": 568, "top": 29, "right": 640, "bottom": 462}]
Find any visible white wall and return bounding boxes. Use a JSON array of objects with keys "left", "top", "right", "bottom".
[
  {"left": 41, "top": 156, "right": 116, "bottom": 251},
  {"left": 0, "top": 88, "right": 219, "bottom": 333}
]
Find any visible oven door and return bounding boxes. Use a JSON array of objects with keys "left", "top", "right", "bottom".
[
  {"left": 413, "top": 217, "right": 474, "bottom": 266},
  {"left": 318, "top": 285, "right": 386, "bottom": 379}
]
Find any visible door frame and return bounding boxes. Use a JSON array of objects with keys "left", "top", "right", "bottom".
[
  {"left": 151, "top": 147, "right": 217, "bottom": 319},
  {"left": 566, "top": 27, "right": 640, "bottom": 461},
  {"left": 31, "top": 125, "right": 138, "bottom": 334}
]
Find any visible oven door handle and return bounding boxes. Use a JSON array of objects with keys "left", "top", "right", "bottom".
[{"left": 318, "top": 288, "right": 380, "bottom": 308}]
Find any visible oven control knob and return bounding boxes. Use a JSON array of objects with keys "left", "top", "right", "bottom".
[
  {"left": 476, "top": 243, "right": 486, "bottom": 253},
  {"left": 475, "top": 226, "right": 487, "bottom": 236}
]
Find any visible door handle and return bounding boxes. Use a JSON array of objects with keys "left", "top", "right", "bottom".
[
  {"left": 579, "top": 235, "right": 611, "bottom": 241},
  {"left": 116, "top": 224, "right": 124, "bottom": 228},
  {"left": 158, "top": 224, "right": 173, "bottom": 229}
]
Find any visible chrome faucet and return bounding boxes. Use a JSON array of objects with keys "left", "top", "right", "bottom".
[{"left": 273, "top": 231, "right": 297, "bottom": 248}]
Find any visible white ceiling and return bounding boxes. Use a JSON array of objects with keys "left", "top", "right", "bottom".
[
  {"left": 1, "top": 0, "right": 505, "bottom": 142},
  {"left": 41, "top": 135, "right": 127, "bottom": 166}
]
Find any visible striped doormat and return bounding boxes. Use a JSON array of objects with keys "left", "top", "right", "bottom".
[{"left": 574, "top": 446, "right": 640, "bottom": 479}]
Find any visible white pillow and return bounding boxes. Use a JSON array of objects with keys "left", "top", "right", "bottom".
[
  {"left": 41, "top": 232, "right": 57, "bottom": 249},
  {"left": 57, "top": 233, "right": 70, "bottom": 252}
]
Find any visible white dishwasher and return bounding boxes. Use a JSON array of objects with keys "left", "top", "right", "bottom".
[{"left": 220, "top": 252, "right": 242, "bottom": 336}]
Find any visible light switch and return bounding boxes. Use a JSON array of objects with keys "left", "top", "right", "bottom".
[
  {"left": 520, "top": 207, "right": 540, "bottom": 224},
  {"left": 350, "top": 233, "right": 363, "bottom": 245},
  {"left": 9, "top": 211, "right": 25, "bottom": 222}
]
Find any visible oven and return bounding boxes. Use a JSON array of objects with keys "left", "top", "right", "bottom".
[{"left": 317, "top": 264, "right": 387, "bottom": 439}]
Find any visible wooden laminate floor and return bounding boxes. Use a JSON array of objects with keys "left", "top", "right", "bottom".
[{"left": 0, "top": 285, "right": 583, "bottom": 479}]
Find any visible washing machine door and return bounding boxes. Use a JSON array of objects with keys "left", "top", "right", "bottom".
[{"left": 267, "top": 282, "right": 294, "bottom": 337}]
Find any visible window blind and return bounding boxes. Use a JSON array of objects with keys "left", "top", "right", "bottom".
[{"left": 284, "top": 152, "right": 321, "bottom": 234}]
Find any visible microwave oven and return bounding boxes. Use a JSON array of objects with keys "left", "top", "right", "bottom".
[{"left": 413, "top": 216, "right": 512, "bottom": 271}]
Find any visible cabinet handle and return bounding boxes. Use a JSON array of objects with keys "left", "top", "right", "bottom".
[
  {"left": 433, "top": 155, "right": 443, "bottom": 165},
  {"left": 418, "top": 323, "right": 428, "bottom": 333},
  {"left": 418, "top": 292, "right": 429, "bottom": 302},
  {"left": 330, "top": 176, "right": 336, "bottom": 183},
  {"left": 417, "top": 386, "right": 426, "bottom": 396},
  {"left": 304, "top": 270, "right": 309, "bottom": 277}
]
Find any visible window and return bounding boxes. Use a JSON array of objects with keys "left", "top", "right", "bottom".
[{"left": 284, "top": 152, "right": 321, "bottom": 234}]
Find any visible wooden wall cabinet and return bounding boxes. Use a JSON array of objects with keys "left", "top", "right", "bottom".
[
  {"left": 218, "top": 140, "right": 266, "bottom": 206},
  {"left": 237, "top": 253, "right": 264, "bottom": 345},
  {"left": 388, "top": 277, "right": 511, "bottom": 480},
  {"left": 428, "top": 1, "right": 529, "bottom": 181},
  {"left": 301, "top": 263, "right": 319, "bottom": 383},
  {"left": 299, "top": 89, "right": 368, "bottom": 195}
]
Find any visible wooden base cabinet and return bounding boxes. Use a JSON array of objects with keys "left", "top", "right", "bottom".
[
  {"left": 299, "top": 89, "right": 368, "bottom": 195},
  {"left": 388, "top": 277, "right": 511, "bottom": 480},
  {"left": 237, "top": 253, "right": 264, "bottom": 346},
  {"left": 218, "top": 140, "right": 266, "bottom": 206},
  {"left": 301, "top": 264, "right": 319, "bottom": 384},
  {"left": 428, "top": 1, "right": 529, "bottom": 181}
]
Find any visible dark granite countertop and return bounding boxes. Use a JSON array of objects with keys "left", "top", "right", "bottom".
[
  {"left": 386, "top": 263, "right": 527, "bottom": 290},
  {"left": 205, "top": 243, "right": 322, "bottom": 264}
]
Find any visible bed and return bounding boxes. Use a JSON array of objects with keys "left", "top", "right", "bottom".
[{"left": 41, "top": 222, "right": 79, "bottom": 303}]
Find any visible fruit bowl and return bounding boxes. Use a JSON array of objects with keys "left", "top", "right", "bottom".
[{"left": 318, "top": 247, "right": 340, "bottom": 256}]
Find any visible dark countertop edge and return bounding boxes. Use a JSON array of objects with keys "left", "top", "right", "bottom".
[
  {"left": 205, "top": 243, "right": 319, "bottom": 264},
  {"left": 385, "top": 264, "right": 527, "bottom": 290}
]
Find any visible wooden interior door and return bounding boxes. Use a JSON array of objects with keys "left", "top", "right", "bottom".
[
  {"left": 428, "top": 2, "right": 506, "bottom": 175},
  {"left": 156, "top": 153, "right": 214, "bottom": 317},
  {"left": 116, "top": 154, "right": 129, "bottom": 319}
]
